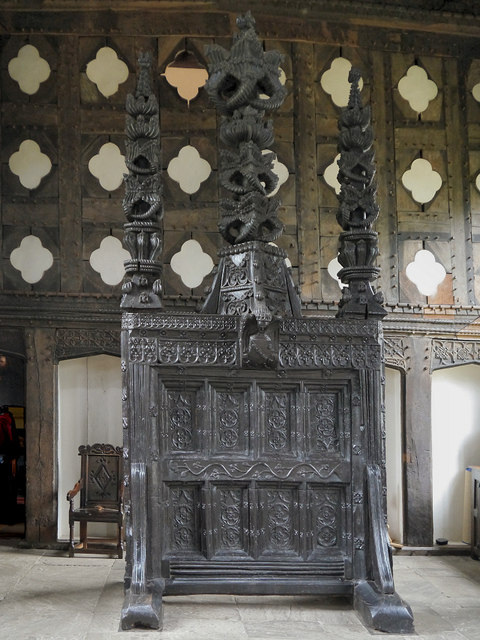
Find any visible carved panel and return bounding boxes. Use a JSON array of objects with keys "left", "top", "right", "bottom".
[
  {"left": 257, "top": 485, "right": 301, "bottom": 558},
  {"left": 279, "top": 343, "right": 381, "bottom": 370},
  {"left": 259, "top": 387, "right": 297, "bottom": 455},
  {"left": 165, "top": 389, "right": 198, "bottom": 452},
  {"left": 306, "top": 390, "right": 340, "bottom": 456},
  {"left": 212, "top": 387, "right": 249, "bottom": 454},
  {"left": 56, "top": 327, "right": 120, "bottom": 359},
  {"left": 169, "top": 459, "right": 345, "bottom": 482},
  {"left": 128, "top": 336, "right": 237, "bottom": 365},
  {"left": 384, "top": 336, "right": 408, "bottom": 370},
  {"left": 307, "top": 485, "right": 345, "bottom": 557},
  {"left": 166, "top": 484, "right": 202, "bottom": 555},
  {"left": 211, "top": 484, "right": 249, "bottom": 557},
  {"left": 431, "top": 339, "right": 480, "bottom": 369},
  {"left": 122, "top": 313, "right": 238, "bottom": 331}
]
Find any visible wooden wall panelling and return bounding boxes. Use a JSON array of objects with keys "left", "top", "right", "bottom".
[
  {"left": 58, "top": 36, "right": 82, "bottom": 292},
  {"left": 25, "top": 327, "right": 56, "bottom": 545},
  {"left": 370, "top": 49, "right": 398, "bottom": 306},
  {"left": 293, "top": 42, "right": 321, "bottom": 303},
  {"left": 404, "top": 334, "right": 434, "bottom": 546},
  {"left": 444, "top": 56, "right": 474, "bottom": 305}
]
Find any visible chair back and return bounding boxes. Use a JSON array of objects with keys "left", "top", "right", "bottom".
[{"left": 78, "top": 443, "right": 123, "bottom": 510}]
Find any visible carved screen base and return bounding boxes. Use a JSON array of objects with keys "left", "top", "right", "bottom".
[{"left": 120, "top": 312, "right": 413, "bottom": 633}]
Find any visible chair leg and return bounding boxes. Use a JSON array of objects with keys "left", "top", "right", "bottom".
[
  {"left": 117, "top": 521, "right": 124, "bottom": 559},
  {"left": 68, "top": 519, "right": 75, "bottom": 558},
  {"left": 80, "top": 521, "right": 87, "bottom": 551}
]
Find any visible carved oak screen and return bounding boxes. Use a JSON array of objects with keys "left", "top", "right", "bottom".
[{"left": 120, "top": 14, "right": 413, "bottom": 634}]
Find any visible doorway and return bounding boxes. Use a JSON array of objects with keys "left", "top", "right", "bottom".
[
  {"left": 385, "top": 367, "right": 404, "bottom": 545},
  {"left": 57, "top": 354, "right": 122, "bottom": 540},
  {"left": 0, "top": 353, "right": 26, "bottom": 537},
  {"left": 432, "top": 364, "right": 480, "bottom": 544}
]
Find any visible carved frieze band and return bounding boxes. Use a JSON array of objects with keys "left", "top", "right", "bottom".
[
  {"left": 384, "top": 336, "right": 408, "bottom": 370},
  {"left": 122, "top": 314, "right": 379, "bottom": 337},
  {"left": 128, "top": 336, "right": 381, "bottom": 369},
  {"left": 281, "top": 318, "right": 379, "bottom": 338},
  {"left": 129, "top": 337, "right": 237, "bottom": 365},
  {"left": 169, "top": 460, "right": 343, "bottom": 481},
  {"left": 56, "top": 328, "right": 120, "bottom": 358},
  {"left": 279, "top": 343, "right": 381, "bottom": 369},
  {"left": 432, "top": 339, "right": 480, "bottom": 369},
  {"left": 122, "top": 313, "right": 237, "bottom": 332}
]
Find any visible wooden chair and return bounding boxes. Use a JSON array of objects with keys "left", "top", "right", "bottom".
[{"left": 66, "top": 443, "right": 124, "bottom": 558}]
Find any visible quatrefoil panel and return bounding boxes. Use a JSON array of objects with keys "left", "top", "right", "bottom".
[
  {"left": 8, "top": 45, "right": 51, "bottom": 95},
  {"left": 398, "top": 65, "right": 438, "bottom": 113},
  {"left": 171, "top": 239, "right": 214, "bottom": 288},
  {"left": 320, "top": 57, "right": 363, "bottom": 107},
  {"left": 88, "top": 142, "right": 127, "bottom": 191},
  {"left": 167, "top": 145, "right": 211, "bottom": 194},
  {"left": 86, "top": 47, "right": 129, "bottom": 98},
  {"left": 10, "top": 235, "right": 53, "bottom": 284},
  {"left": 406, "top": 249, "right": 446, "bottom": 296},
  {"left": 401, "top": 158, "right": 442, "bottom": 204},
  {"left": 89, "top": 236, "right": 130, "bottom": 286},
  {"left": 9, "top": 140, "right": 52, "bottom": 189},
  {"left": 163, "top": 50, "right": 209, "bottom": 104}
]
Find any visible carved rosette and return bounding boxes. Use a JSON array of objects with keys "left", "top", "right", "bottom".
[
  {"left": 121, "top": 52, "right": 163, "bottom": 309},
  {"left": 202, "top": 13, "right": 301, "bottom": 332},
  {"left": 336, "top": 69, "right": 386, "bottom": 319}
]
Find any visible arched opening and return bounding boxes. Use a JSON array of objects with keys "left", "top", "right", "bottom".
[
  {"left": 385, "top": 366, "right": 404, "bottom": 545},
  {"left": 57, "top": 354, "right": 122, "bottom": 541},
  {"left": 0, "top": 352, "right": 26, "bottom": 536},
  {"left": 432, "top": 363, "right": 480, "bottom": 544}
]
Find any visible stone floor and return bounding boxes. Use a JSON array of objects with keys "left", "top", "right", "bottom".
[{"left": 1, "top": 544, "right": 480, "bottom": 640}]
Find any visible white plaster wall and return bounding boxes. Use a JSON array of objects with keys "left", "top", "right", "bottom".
[
  {"left": 432, "top": 364, "right": 480, "bottom": 543},
  {"left": 385, "top": 367, "right": 403, "bottom": 544},
  {"left": 57, "top": 354, "right": 122, "bottom": 540}
]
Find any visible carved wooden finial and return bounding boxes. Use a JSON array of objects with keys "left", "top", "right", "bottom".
[
  {"left": 121, "top": 52, "right": 163, "bottom": 309},
  {"left": 202, "top": 13, "right": 301, "bottom": 324},
  {"left": 336, "top": 69, "right": 386, "bottom": 319}
]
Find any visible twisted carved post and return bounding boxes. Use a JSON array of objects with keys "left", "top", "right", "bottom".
[
  {"left": 336, "top": 69, "right": 386, "bottom": 319},
  {"left": 121, "top": 52, "right": 163, "bottom": 309},
  {"left": 202, "top": 12, "right": 301, "bottom": 337}
]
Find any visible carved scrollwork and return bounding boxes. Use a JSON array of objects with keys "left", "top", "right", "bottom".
[{"left": 169, "top": 460, "right": 342, "bottom": 481}]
